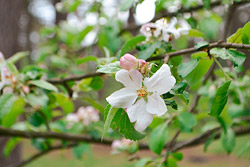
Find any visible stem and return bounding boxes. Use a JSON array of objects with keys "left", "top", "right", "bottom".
[{"left": 214, "top": 57, "right": 231, "bottom": 81}]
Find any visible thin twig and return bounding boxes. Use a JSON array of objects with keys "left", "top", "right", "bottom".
[{"left": 11, "top": 143, "right": 78, "bottom": 167}]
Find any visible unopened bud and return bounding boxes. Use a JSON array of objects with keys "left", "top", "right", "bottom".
[
  {"left": 22, "top": 85, "right": 30, "bottom": 94},
  {"left": 120, "top": 54, "right": 138, "bottom": 71}
]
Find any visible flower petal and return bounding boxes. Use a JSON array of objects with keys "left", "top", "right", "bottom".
[
  {"left": 115, "top": 69, "right": 142, "bottom": 90},
  {"left": 144, "top": 64, "right": 176, "bottom": 95},
  {"left": 127, "top": 99, "right": 146, "bottom": 123},
  {"left": 146, "top": 93, "right": 167, "bottom": 116},
  {"left": 106, "top": 88, "right": 138, "bottom": 108},
  {"left": 135, "top": 110, "right": 153, "bottom": 132}
]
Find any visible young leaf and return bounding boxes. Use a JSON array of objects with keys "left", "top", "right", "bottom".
[
  {"left": 242, "top": 21, "right": 250, "bottom": 44},
  {"left": 89, "top": 76, "right": 104, "bottom": 90},
  {"left": 120, "top": 35, "right": 146, "bottom": 57},
  {"left": 184, "top": 58, "right": 213, "bottom": 89},
  {"left": 28, "top": 112, "right": 45, "bottom": 127},
  {"left": 210, "top": 48, "right": 246, "bottom": 67},
  {"left": 29, "top": 80, "right": 58, "bottom": 92},
  {"left": 76, "top": 56, "right": 97, "bottom": 65},
  {"left": 73, "top": 143, "right": 91, "bottom": 159},
  {"left": 227, "top": 28, "right": 242, "bottom": 44},
  {"left": 97, "top": 61, "right": 121, "bottom": 73},
  {"left": 221, "top": 128, "right": 235, "bottom": 154},
  {"left": 188, "top": 29, "right": 206, "bottom": 39},
  {"left": 4, "top": 138, "right": 21, "bottom": 157},
  {"left": 178, "top": 112, "right": 197, "bottom": 132},
  {"left": 0, "top": 94, "right": 18, "bottom": 121},
  {"left": 209, "top": 81, "right": 231, "bottom": 117},
  {"left": 194, "top": 41, "right": 209, "bottom": 49},
  {"left": 112, "top": 109, "right": 146, "bottom": 141},
  {"left": 204, "top": 132, "right": 217, "bottom": 152},
  {"left": 138, "top": 41, "right": 161, "bottom": 60},
  {"left": 2, "top": 97, "right": 25, "bottom": 128},
  {"left": 203, "top": 0, "right": 210, "bottom": 9},
  {"left": 177, "top": 59, "right": 199, "bottom": 78},
  {"left": 103, "top": 105, "right": 117, "bottom": 137},
  {"left": 7, "top": 51, "right": 29, "bottom": 64},
  {"left": 54, "top": 93, "right": 74, "bottom": 114},
  {"left": 149, "top": 123, "right": 168, "bottom": 155}
]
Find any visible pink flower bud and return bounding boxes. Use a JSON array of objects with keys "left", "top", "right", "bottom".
[
  {"left": 22, "top": 85, "right": 30, "bottom": 94},
  {"left": 138, "top": 59, "right": 146, "bottom": 67},
  {"left": 120, "top": 54, "right": 138, "bottom": 71}
]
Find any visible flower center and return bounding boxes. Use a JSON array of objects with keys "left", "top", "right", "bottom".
[{"left": 137, "top": 88, "right": 147, "bottom": 97}]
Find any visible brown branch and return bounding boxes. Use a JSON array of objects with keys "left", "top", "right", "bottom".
[
  {"left": 11, "top": 143, "right": 78, "bottom": 167},
  {"left": 47, "top": 72, "right": 104, "bottom": 84},
  {"left": 47, "top": 42, "right": 250, "bottom": 85},
  {"left": 172, "top": 126, "right": 250, "bottom": 151},
  {"left": 147, "top": 42, "right": 250, "bottom": 61}
]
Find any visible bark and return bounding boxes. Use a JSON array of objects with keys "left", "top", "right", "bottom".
[{"left": 0, "top": 0, "right": 25, "bottom": 166}]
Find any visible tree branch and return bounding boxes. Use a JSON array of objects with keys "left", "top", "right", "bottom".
[
  {"left": 47, "top": 42, "right": 250, "bottom": 85},
  {"left": 11, "top": 143, "right": 78, "bottom": 167}
]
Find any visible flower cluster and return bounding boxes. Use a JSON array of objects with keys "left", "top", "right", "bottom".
[
  {"left": 66, "top": 106, "right": 100, "bottom": 126},
  {"left": 106, "top": 54, "right": 176, "bottom": 132},
  {"left": 111, "top": 138, "right": 134, "bottom": 154},
  {"left": 140, "top": 17, "right": 191, "bottom": 42},
  {"left": 0, "top": 52, "right": 18, "bottom": 93}
]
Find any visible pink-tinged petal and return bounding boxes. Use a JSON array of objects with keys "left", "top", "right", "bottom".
[
  {"left": 120, "top": 54, "right": 138, "bottom": 71},
  {"left": 134, "top": 111, "right": 153, "bottom": 132},
  {"left": 106, "top": 88, "right": 138, "bottom": 108},
  {"left": 146, "top": 93, "right": 167, "bottom": 116},
  {"left": 115, "top": 69, "right": 142, "bottom": 90},
  {"left": 144, "top": 64, "right": 176, "bottom": 95},
  {"left": 127, "top": 99, "right": 146, "bottom": 123}
]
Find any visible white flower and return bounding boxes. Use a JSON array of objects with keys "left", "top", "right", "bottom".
[
  {"left": 111, "top": 138, "right": 133, "bottom": 154},
  {"left": 0, "top": 66, "right": 12, "bottom": 91},
  {"left": 66, "top": 113, "right": 79, "bottom": 122},
  {"left": 106, "top": 64, "right": 176, "bottom": 132},
  {"left": 77, "top": 106, "right": 100, "bottom": 125}
]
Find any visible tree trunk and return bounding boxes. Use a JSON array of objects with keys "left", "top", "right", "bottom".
[{"left": 0, "top": 0, "right": 25, "bottom": 166}]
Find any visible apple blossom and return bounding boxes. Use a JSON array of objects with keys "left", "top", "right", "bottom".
[
  {"left": 0, "top": 66, "right": 13, "bottom": 91},
  {"left": 120, "top": 53, "right": 138, "bottom": 71},
  {"left": 111, "top": 138, "right": 133, "bottom": 154},
  {"left": 66, "top": 106, "right": 100, "bottom": 126},
  {"left": 106, "top": 64, "right": 176, "bottom": 132}
]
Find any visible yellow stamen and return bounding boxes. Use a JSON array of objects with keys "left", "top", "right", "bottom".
[{"left": 137, "top": 88, "right": 147, "bottom": 97}]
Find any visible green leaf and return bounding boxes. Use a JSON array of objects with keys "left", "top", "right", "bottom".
[
  {"left": 76, "top": 56, "right": 97, "bottom": 65},
  {"left": 242, "top": 21, "right": 250, "bottom": 44},
  {"left": 210, "top": 48, "right": 246, "bottom": 67},
  {"left": 29, "top": 112, "right": 45, "bottom": 127},
  {"left": 7, "top": 51, "right": 29, "bottom": 64},
  {"left": 178, "top": 112, "right": 197, "bottom": 132},
  {"left": 76, "top": 26, "right": 94, "bottom": 43},
  {"left": 171, "top": 82, "right": 187, "bottom": 94},
  {"left": 120, "top": 0, "right": 134, "bottom": 11},
  {"left": 103, "top": 105, "right": 117, "bottom": 137},
  {"left": 4, "top": 138, "right": 21, "bottom": 157},
  {"left": 149, "top": 123, "right": 168, "bottom": 155},
  {"left": 178, "top": 59, "right": 199, "bottom": 78},
  {"left": 97, "top": 61, "right": 121, "bottom": 73},
  {"left": 138, "top": 41, "right": 161, "bottom": 60},
  {"left": 188, "top": 29, "right": 205, "bottom": 39},
  {"left": 112, "top": 109, "right": 146, "bottom": 141},
  {"left": 172, "top": 152, "right": 183, "bottom": 161},
  {"left": 194, "top": 41, "right": 209, "bottom": 49},
  {"left": 204, "top": 132, "right": 217, "bottom": 152},
  {"left": 120, "top": 35, "right": 146, "bottom": 57},
  {"left": 135, "top": 158, "right": 151, "bottom": 167},
  {"left": 184, "top": 58, "right": 213, "bottom": 89},
  {"left": 89, "top": 76, "right": 103, "bottom": 91},
  {"left": 165, "top": 100, "right": 178, "bottom": 110},
  {"left": 2, "top": 97, "right": 25, "bottom": 127},
  {"left": 221, "top": 128, "right": 235, "bottom": 154},
  {"left": 29, "top": 80, "right": 58, "bottom": 92},
  {"left": 83, "top": 97, "right": 104, "bottom": 113},
  {"left": 54, "top": 93, "right": 74, "bottom": 114},
  {"left": 209, "top": 81, "right": 231, "bottom": 117},
  {"left": 166, "top": 157, "right": 178, "bottom": 167},
  {"left": 0, "top": 94, "right": 18, "bottom": 121},
  {"left": 203, "top": 0, "right": 210, "bottom": 9},
  {"left": 227, "top": 28, "right": 242, "bottom": 44},
  {"left": 73, "top": 143, "right": 91, "bottom": 159}
]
